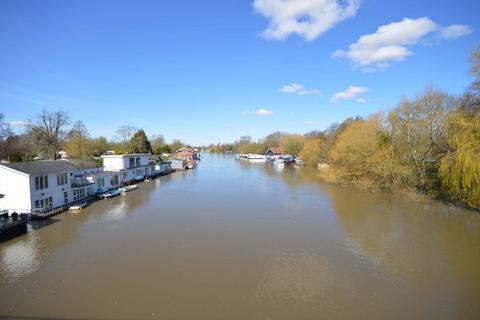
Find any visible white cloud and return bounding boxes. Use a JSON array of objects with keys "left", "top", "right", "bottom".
[
  {"left": 304, "top": 120, "right": 321, "bottom": 125},
  {"left": 439, "top": 24, "right": 472, "bottom": 40},
  {"left": 333, "top": 17, "right": 472, "bottom": 71},
  {"left": 242, "top": 108, "right": 274, "bottom": 116},
  {"left": 331, "top": 86, "right": 368, "bottom": 103},
  {"left": 253, "top": 0, "right": 361, "bottom": 41},
  {"left": 10, "top": 120, "right": 29, "bottom": 127},
  {"left": 279, "top": 83, "right": 320, "bottom": 95},
  {"left": 333, "top": 17, "right": 436, "bottom": 71}
]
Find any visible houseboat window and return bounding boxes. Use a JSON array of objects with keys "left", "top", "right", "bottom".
[
  {"left": 110, "top": 175, "right": 119, "bottom": 186},
  {"left": 73, "top": 188, "right": 86, "bottom": 201},
  {"left": 64, "top": 191, "right": 68, "bottom": 204},
  {"left": 97, "top": 178, "right": 105, "bottom": 188},
  {"left": 129, "top": 157, "right": 135, "bottom": 168},
  {"left": 35, "top": 175, "right": 49, "bottom": 190},
  {"left": 57, "top": 172, "right": 68, "bottom": 186},
  {"left": 136, "top": 157, "right": 140, "bottom": 166}
]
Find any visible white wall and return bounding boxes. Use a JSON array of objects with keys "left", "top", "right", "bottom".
[
  {"left": 29, "top": 171, "right": 75, "bottom": 210},
  {"left": 0, "top": 167, "right": 31, "bottom": 213}
]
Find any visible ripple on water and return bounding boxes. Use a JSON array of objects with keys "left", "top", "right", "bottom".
[
  {"left": 0, "top": 237, "right": 43, "bottom": 283},
  {"left": 254, "top": 251, "right": 335, "bottom": 303}
]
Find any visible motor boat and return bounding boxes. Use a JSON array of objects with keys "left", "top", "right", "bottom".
[
  {"left": 121, "top": 185, "right": 138, "bottom": 193},
  {"left": 69, "top": 202, "right": 88, "bottom": 211}
]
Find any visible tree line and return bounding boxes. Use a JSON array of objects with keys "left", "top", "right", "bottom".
[
  {"left": 210, "top": 47, "right": 480, "bottom": 210},
  {"left": 0, "top": 113, "right": 189, "bottom": 163}
]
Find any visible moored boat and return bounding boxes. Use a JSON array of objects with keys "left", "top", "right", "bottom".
[
  {"left": 121, "top": 185, "right": 138, "bottom": 193},
  {"left": 247, "top": 154, "right": 266, "bottom": 160},
  {"left": 102, "top": 188, "right": 122, "bottom": 199},
  {"left": 69, "top": 202, "right": 88, "bottom": 211},
  {"left": 273, "top": 159, "right": 285, "bottom": 167}
]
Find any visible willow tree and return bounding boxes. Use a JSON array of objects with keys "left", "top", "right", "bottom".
[
  {"left": 439, "top": 112, "right": 480, "bottom": 209},
  {"left": 280, "top": 134, "right": 306, "bottom": 156},
  {"left": 299, "top": 137, "right": 324, "bottom": 165},
  {"left": 328, "top": 115, "right": 407, "bottom": 190}
]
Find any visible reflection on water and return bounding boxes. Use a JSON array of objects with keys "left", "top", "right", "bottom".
[{"left": 0, "top": 154, "right": 479, "bottom": 319}]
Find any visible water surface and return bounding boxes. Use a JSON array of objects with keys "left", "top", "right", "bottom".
[{"left": 1, "top": 154, "right": 479, "bottom": 319}]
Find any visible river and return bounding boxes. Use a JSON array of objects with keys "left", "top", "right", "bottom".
[{"left": 1, "top": 154, "right": 479, "bottom": 319}]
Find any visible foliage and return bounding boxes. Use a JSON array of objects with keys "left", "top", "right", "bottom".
[
  {"left": 299, "top": 138, "right": 324, "bottom": 165},
  {"left": 327, "top": 116, "right": 407, "bottom": 190},
  {"left": 388, "top": 87, "right": 452, "bottom": 189},
  {"left": 439, "top": 111, "right": 480, "bottom": 209},
  {"left": 116, "top": 125, "right": 137, "bottom": 153},
  {"left": 66, "top": 121, "right": 89, "bottom": 159},
  {"left": 280, "top": 134, "right": 306, "bottom": 156},
  {"left": 129, "top": 129, "right": 153, "bottom": 153}
]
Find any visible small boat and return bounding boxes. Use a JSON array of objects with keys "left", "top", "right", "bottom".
[
  {"left": 187, "top": 163, "right": 194, "bottom": 169},
  {"left": 69, "top": 202, "right": 88, "bottom": 211},
  {"left": 239, "top": 154, "right": 248, "bottom": 158},
  {"left": 102, "top": 189, "right": 122, "bottom": 199},
  {"left": 121, "top": 185, "right": 138, "bottom": 193},
  {"left": 273, "top": 159, "right": 285, "bottom": 167},
  {"left": 295, "top": 159, "right": 304, "bottom": 167},
  {"left": 144, "top": 176, "right": 153, "bottom": 181},
  {"left": 247, "top": 154, "right": 266, "bottom": 160}
]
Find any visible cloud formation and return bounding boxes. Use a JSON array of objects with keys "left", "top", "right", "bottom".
[
  {"left": 439, "top": 24, "right": 472, "bottom": 40},
  {"left": 253, "top": 0, "right": 361, "bottom": 41},
  {"left": 279, "top": 83, "right": 320, "bottom": 95},
  {"left": 331, "top": 86, "right": 368, "bottom": 103},
  {"left": 333, "top": 17, "right": 472, "bottom": 71},
  {"left": 9, "top": 120, "right": 29, "bottom": 127},
  {"left": 242, "top": 108, "right": 274, "bottom": 116}
]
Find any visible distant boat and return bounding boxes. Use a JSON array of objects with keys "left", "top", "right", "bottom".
[
  {"left": 121, "top": 185, "right": 138, "bottom": 193},
  {"left": 295, "top": 159, "right": 304, "bottom": 167},
  {"left": 281, "top": 155, "right": 295, "bottom": 165},
  {"left": 144, "top": 176, "right": 153, "bottom": 181},
  {"left": 239, "top": 154, "right": 248, "bottom": 158},
  {"left": 247, "top": 154, "right": 266, "bottom": 160},
  {"left": 102, "top": 189, "right": 122, "bottom": 199},
  {"left": 273, "top": 159, "right": 285, "bottom": 167},
  {"left": 69, "top": 202, "right": 88, "bottom": 211}
]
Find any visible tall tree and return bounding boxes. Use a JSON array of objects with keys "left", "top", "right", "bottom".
[
  {"left": 66, "top": 121, "right": 89, "bottom": 159},
  {"left": 29, "top": 109, "right": 69, "bottom": 160},
  {"left": 470, "top": 46, "right": 480, "bottom": 93},
  {"left": 0, "top": 113, "right": 12, "bottom": 141},
  {"left": 116, "top": 125, "right": 137, "bottom": 153},
  {"left": 129, "top": 129, "right": 153, "bottom": 153},
  {"left": 389, "top": 88, "right": 453, "bottom": 189}
]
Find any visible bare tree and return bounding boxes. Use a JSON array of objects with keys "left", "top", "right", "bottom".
[
  {"left": 29, "top": 109, "right": 70, "bottom": 160},
  {"left": 0, "top": 113, "right": 12, "bottom": 141},
  {"left": 389, "top": 87, "right": 453, "bottom": 188},
  {"left": 116, "top": 125, "right": 137, "bottom": 154}
]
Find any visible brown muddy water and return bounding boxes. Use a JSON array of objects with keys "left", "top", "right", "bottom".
[{"left": 1, "top": 154, "right": 480, "bottom": 319}]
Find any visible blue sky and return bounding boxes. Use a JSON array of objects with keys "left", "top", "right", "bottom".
[{"left": 1, "top": 0, "right": 479, "bottom": 145}]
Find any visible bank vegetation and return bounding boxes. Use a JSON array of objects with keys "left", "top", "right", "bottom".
[{"left": 210, "top": 47, "right": 480, "bottom": 210}]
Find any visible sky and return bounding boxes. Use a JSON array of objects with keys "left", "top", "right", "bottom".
[{"left": 0, "top": 0, "right": 479, "bottom": 145}]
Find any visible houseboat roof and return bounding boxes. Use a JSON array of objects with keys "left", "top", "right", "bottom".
[
  {"left": 175, "top": 148, "right": 196, "bottom": 153},
  {"left": 0, "top": 160, "right": 77, "bottom": 176},
  {"left": 100, "top": 153, "right": 149, "bottom": 158},
  {"left": 266, "top": 147, "right": 284, "bottom": 155}
]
